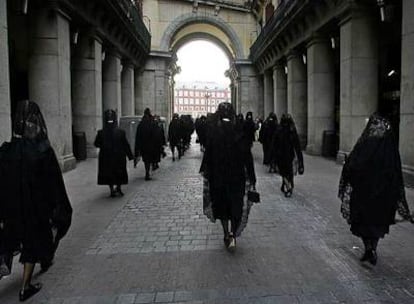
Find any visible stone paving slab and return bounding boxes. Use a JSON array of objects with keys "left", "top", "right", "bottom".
[{"left": 1, "top": 142, "right": 414, "bottom": 304}]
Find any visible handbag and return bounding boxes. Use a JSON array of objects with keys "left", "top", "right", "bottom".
[{"left": 247, "top": 190, "right": 260, "bottom": 203}]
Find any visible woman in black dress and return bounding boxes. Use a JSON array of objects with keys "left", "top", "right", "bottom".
[
  {"left": 94, "top": 110, "right": 134, "bottom": 197},
  {"left": 339, "top": 112, "right": 413, "bottom": 265},
  {"left": 200, "top": 102, "right": 257, "bottom": 251},
  {"left": 0, "top": 100, "right": 72, "bottom": 301},
  {"left": 272, "top": 114, "right": 304, "bottom": 197}
]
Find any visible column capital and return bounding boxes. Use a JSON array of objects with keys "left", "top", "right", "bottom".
[
  {"left": 272, "top": 62, "right": 286, "bottom": 71},
  {"left": 338, "top": 3, "right": 376, "bottom": 27},
  {"left": 121, "top": 60, "right": 135, "bottom": 69},
  {"left": 286, "top": 50, "right": 302, "bottom": 61},
  {"left": 306, "top": 34, "right": 330, "bottom": 49}
]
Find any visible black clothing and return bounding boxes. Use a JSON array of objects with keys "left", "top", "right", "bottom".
[
  {"left": 94, "top": 128, "right": 133, "bottom": 186},
  {"left": 135, "top": 114, "right": 162, "bottom": 163},
  {"left": 0, "top": 101, "right": 71, "bottom": 265},
  {"left": 259, "top": 114, "right": 278, "bottom": 166},
  {"left": 169, "top": 117, "right": 183, "bottom": 147},
  {"left": 200, "top": 110, "right": 256, "bottom": 236},
  {"left": 0, "top": 139, "right": 72, "bottom": 263},
  {"left": 272, "top": 115, "right": 304, "bottom": 186},
  {"left": 338, "top": 113, "right": 412, "bottom": 238},
  {"left": 243, "top": 117, "right": 257, "bottom": 147},
  {"left": 195, "top": 116, "right": 207, "bottom": 148}
]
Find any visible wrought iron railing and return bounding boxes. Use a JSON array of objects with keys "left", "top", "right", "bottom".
[
  {"left": 117, "top": 0, "right": 151, "bottom": 52},
  {"left": 250, "top": 0, "right": 297, "bottom": 60}
]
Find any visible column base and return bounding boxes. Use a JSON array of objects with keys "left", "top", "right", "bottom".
[
  {"left": 87, "top": 146, "right": 99, "bottom": 158},
  {"left": 306, "top": 144, "right": 321, "bottom": 156},
  {"left": 336, "top": 150, "right": 349, "bottom": 165},
  {"left": 60, "top": 154, "right": 77, "bottom": 172}
]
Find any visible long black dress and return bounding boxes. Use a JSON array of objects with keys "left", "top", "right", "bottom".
[
  {"left": 338, "top": 113, "right": 412, "bottom": 238},
  {"left": 0, "top": 101, "right": 72, "bottom": 264},
  {"left": 272, "top": 114, "right": 304, "bottom": 188},
  {"left": 95, "top": 121, "right": 134, "bottom": 186},
  {"left": 135, "top": 114, "right": 162, "bottom": 163},
  {"left": 259, "top": 113, "right": 278, "bottom": 166},
  {"left": 200, "top": 116, "right": 256, "bottom": 236}
]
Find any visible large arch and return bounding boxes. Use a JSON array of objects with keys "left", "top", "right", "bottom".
[{"left": 160, "top": 12, "right": 245, "bottom": 59}]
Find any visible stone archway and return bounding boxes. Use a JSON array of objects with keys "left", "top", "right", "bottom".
[{"left": 160, "top": 12, "right": 245, "bottom": 60}]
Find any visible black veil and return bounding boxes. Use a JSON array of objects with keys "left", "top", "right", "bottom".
[
  {"left": 13, "top": 100, "right": 48, "bottom": 141},
  {"left": 338, "top": 113, "right": 412, "bottom": 224}
]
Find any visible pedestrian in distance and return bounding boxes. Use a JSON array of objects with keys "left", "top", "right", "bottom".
[
  {"left": 0, "top": 100, "right": 72, "bottom": 302},
  {"left": 135, "top": 108, "right": 163, "bottom": 181},
  {"left": 271, "top": 114, "right": 304, "bottom": 197},
  {"left": 258, "top": 112, "right": 279, "bottom": 173},
  {"left": 200, "top": 102, "right": 257, "bottom": 252},
  {"left": 338, "top": 111, "right": 414, "bottom": 266},
  {"left": 169, "top": 113, "right": 184, "bottom": 161},
  {"left": 243, "top": 111, "right": 257, "bottom": 148},
  {"left": 94, "top": 110, "right": 134, "bottom": 197},
  {"left": 152, "top": 115, "right": 167, "bottom": 170}
]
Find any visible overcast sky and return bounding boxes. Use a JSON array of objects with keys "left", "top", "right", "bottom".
[{"left": 175, "top": 40, "right": 230, "bottom": 86}]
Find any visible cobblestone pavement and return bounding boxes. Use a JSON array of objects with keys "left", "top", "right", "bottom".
[{"left": 1, "top": 142, "right": 414, "bottom": 304}]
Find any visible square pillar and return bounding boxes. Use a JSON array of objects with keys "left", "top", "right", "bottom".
[
  {"left": 400, "top": 0, "right": 414, "bottom": 170},
  {"left": 0, "top": 0, "right": 11, "bottom": 143},
  {"left": 72, "top": 33, "right": 103, "bottom": 158},
  {"left": 103, "top": 52, "right": 122, "bottom": 115},
  {"left": 287, "top": 52, "right": 308, "bottom": 148},
  {"left": 273, "top": 64, "right": 287, "bottom": 119},
  {"left": 338, "top": 11, "right": 378, "bottom": 162},
  {"left": 263, "top": 69, "right": 274, "bottom": 117},
  {"left": 29, "top": 8, "right": 76, "bottom": 171},
  {"left": 121, "top": 62, "right": 135, "bottom": 116},
  {"left": 306, "top": 37, "right": 335, "bottom": 155}
]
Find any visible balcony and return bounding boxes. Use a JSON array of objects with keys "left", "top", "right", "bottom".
[
  {"left": 249, "top": 0, "right": 299, "bottom": 62},
  {"left": 109, "top": 0, "right": 151, "bottom": 53}
]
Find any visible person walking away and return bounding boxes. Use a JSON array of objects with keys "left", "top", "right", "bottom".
[
  {"left": 243, "top": 111, "right": 257, "bottom": 148},
  {"left": 338, "top": 112, "right": 413, "bottom": 266},
  {"left": 200, "top": 102, "right": 257, "bottom": 251},
  {"left": 169, "top": 113, "right": 183, "bottom": 161},
  {"left": 94, "top": 109, "right": 134, "bottom": 197},
  {"left": 272, "top": 114, "right": 304, "bottom": 197},
  {"left": 135, "top": 108, "right": 161, "bottom": 180},
  {"left": 259, "top": 112, "right": 278, "bottom": 172},
  {"left": 152, "top": 115, "right": 166, "bottom": 170},
  {"left": 0, "top": 100, "right": 72, "bottom": 301}
]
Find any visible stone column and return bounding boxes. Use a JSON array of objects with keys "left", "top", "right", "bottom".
[
  {"left": 306, "top": 37, "right": 335, "bottom": 155},
  {"left": 287, "top": 52, "right": 308, "bottom": 148},
  {"left": 134, "top": 67, "right": 143, "bottom": 115},
  {"left": 400, "top": 0, "right": 414, "bottom": 170},
  {"left": 0, "top": 0, "right": 11, "bottom": 143},
  {"left": 233, "top": 62, "right": 261, "bottom": 117},
  {"left": 121, "top": 62, "right": 135, "bottom": 116},
  {"left": 273, "top": 64, "right": 287, "bottom": 118},
  {"left": 263, "top": 69, "right": 274, "bottom": 117},
  {"left": 135, "top": 54, "right": 171, "bottom": 118},
  {"left": 71, "top": 33, "right": 102, "bottom": 158},
  {"left": 338, "top": 10, "right": 378, "bottom": 162},
  {"left": 29, "top": 8, "right": 76, "bottom": 171},
  {"left": 102, "top": 52, "right": 122, "bottom": 115}
]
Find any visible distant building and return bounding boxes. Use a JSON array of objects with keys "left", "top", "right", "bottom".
[{"left": 174, "top": 81, "right": 231, "bottom": 117}]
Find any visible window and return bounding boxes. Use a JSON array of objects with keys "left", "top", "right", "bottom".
[
  {"left": 190, "top": 91, "right": 193, "bottom": 97},
  {"left": 190, "top": 98, "right": 194, "bottom": 104},
  {"left": 195, "top": 99, "right": 199, "bottom": 105},
  {"left": 179, "top": 91, "right": 183, "bottom": 97},
  {"left": 184, "top": 91, "right": 188, "bottom": 97},
  {"left": 195, "top": 91, "right": 199, "bottom": 97}
]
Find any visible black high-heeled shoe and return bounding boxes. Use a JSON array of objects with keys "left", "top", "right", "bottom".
[{"left": 19, "top": 283, "right": 42, "bottom": 302}]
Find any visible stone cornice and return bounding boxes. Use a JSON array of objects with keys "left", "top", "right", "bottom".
[
  {"left": 250, "top": 0, "right": 375, "bottom": 73},
  {"left": 35, "top": 0, "right": 151, "bottom": 67}
]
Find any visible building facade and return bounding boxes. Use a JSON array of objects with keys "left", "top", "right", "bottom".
[
  {"left": 249, "top": 0, "right": 414, "bottom": 174},
  {"left": 0, "top": 0, "right": 150, "bottom": 170},
  {"left": 174, "top": 82, "right": 230, "bottom": 117}
]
